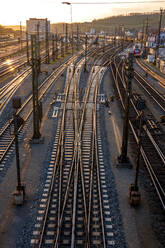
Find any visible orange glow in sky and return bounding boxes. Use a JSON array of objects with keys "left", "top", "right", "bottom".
[{"left": 1, "top": 0, "right": 165, "bottom": 25}]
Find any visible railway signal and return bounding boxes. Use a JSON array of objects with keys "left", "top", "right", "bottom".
[
  {"left": 12, "top": 97, "right": 25, "bottom": 205},
  {"left": 117, "top": 52, "right": 134, "bottom": 168}
]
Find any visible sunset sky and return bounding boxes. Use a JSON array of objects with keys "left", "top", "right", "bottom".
[{"left": 1, "top": 0, "right": 165, "bottom": 25}]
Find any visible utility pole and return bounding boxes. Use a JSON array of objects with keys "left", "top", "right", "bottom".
[
  {"left": 84, "top": 34, "right": 88, "bottom": 72},
  {"left": 77, "top": 24, "right": 79, "bottom": 51},
  {"left": 31, "top": 35, "right": 41, "bottom": 140},
  {"left": 145, "top": 17, "right": 149, "bottom": 44},
  {"left": 144, "top": 17, "right": 149, "bottom": 58},
  {"left": 141, "top": 21, "right": 145, "bottom": 50},
  {"left": 37, "top": 22, "right": 41, "bottom": 73},
  {"left": 55, "top": 32, "right": 58, "bottom": 59},
  {"left": 12, "top": 97, "right": 25, "bottom": 205},
  {"left": 121, "top": 24, "right": 124, "bottom": 50},
  {"left": 20, "top": 21, "right": 22, "bottom": 51},
  {"left": 61, "top": 38, "right": 64, "bottom": 57},
  {"left": 71, "top": 32, "right": 73, "bottom": 55},
  {"left": 45, "top": 18, "right": 49, "bottom": 64},
  {"left": 103, "top": 34, "right": 105, "bottom": 53},
  {"left": 114, "top": 27, "right": 116, "bottom": 46},
  {"left": 66, "top": 23, "right": 68, "bottom": 53},
  {"left": 155, "top": 8, "right": 163, "bottom": 65},
  {"left": 117, "top": 53, "right": 134, "bottom": 168},
  {"left": 26, "top": 32, "right": 29, "bottom": 63},
  {"left": 52, "top": 34, "right": 55, "bottom": 60}
]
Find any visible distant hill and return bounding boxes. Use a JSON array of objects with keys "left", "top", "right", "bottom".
[
  {"left": 4, "top": 25, "right": 26, "bottom": 31},
  {"left": 2, "top": 12, "right": 164, "bottom": 37},
  {"left": 0, "top": 25, "right": 18, "bottom": 35},
  {"left": 51, "top": 12, "right": 165, "bottom": 35}
]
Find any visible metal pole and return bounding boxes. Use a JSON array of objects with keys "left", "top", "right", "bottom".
[
  {"left": 145, "top": 17, "right": 149, "bottom": 57},
  {"left": 45, "top": 18, "right": 49, "bottom": 64},
  {"left": 62, "top": 2, "right": 73, "bottom": 54},
  {"left": 114, "top": 27, "right": 116, "bottom": 46},
  {"left": 155, "top": 8, "right": 163, "bottom": 64},
  {"left": 20, "top": 21, "right": 22, "bottom": 51},
  {"left": 52, "top": 34, "right": 55, "bottom": 59},
  {"left": 37, "top": 22, "right": 41, "bottom": 72},
  {"left": 13, "top": 111, "right": 21, "bottom": 190},
  {"left": 26, "top": 32, "right": 29, "bottom": 63},
  {"left": 77, "top": 24, "right": 79, "bottom": 51},
  {"left": 70, "top": 4, "right": 73, "bottom": 55},
  {"left": 84, "top": 34, "right": 88, "bottom": 72},
  {"left": 118, "top": 53, "right": 134, "bottom": 166},
  {"left": 61, "top": 38, "right": 64, "bottom": 57},
  {"left": 56, "top": 32, "right": 58, "bottom": 59},
  {"left": 31, "top": 35, "right": 41, "bottom": 139},
  {"left": 141, "top": 21, "right": 144, "bottom": 49},
  {"left": 134, "top": 111, "right": 143, "bottom": 190},
  {"left": 66, "top": 23, "right": 68, "bottom": 53}
]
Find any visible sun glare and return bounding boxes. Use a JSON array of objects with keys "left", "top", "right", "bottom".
[{"left": 0, "top": 0, "right": 165, "bottom": 25}]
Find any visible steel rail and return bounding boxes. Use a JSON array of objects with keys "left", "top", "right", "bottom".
[
  {"left": 31, "top": 44, "right": 122, "bottom": 247},
  {"left": 0, "top": 55, "right": 78, "bottom": 164},
  {"left": 94, "top": 83, "right": 106, "bottom": 247},
  {"left": 29, "top": 45, "right": 112, "bottom": 246},
  {"left": 110, "top": 55, "right": 165, "bottom": 210},
  {"left": 136, "top": 58, "right": 165, "bottom": 85},
  {"left": 55, "top": 45, "right": 118, "bottom": 246},
  {"left": 54, "top": 58, "right": 88, "bottom": 247},
  {"left": 38, "top": 63, "right": 76, "bottom": 247},
  {"left": 72, "top": 65, "right": 89, "bottom": 247},
  {"left": 134, "top": 70, "right": 165, "bottom": 113}
]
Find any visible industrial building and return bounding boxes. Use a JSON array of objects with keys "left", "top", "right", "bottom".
[{"left": 26, "top": 18, "right": 50, "bottom": 39}]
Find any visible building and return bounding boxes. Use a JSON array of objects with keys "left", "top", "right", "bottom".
[
  {"left": 137, "top": 31, "right": 143, "bottom": 41},
  {"left": 90, "top": 28, "right": 95, "bottom": 35},
  {"left": 147, "top": 31, "right": 165, "bottom": 48},
  {"left": 26, "top": 18, "right": 50, "bottom": 39},
  {"left": 147, "top": 35, "right": 156, "bottom": 48},
  {"left": 160, "top": 57, "right": 165, "bottom": 74}
]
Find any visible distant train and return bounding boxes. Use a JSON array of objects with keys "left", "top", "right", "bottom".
[{"left": 133, "top": 47, "right": 142, "bottom": 57}]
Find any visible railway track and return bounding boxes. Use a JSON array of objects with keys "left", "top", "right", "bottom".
[
  {"left": 0, "top": 69, "right": 31, "bottom": 115},
  {"left": 30, "top": 45, "right": 121, "bottom": 247},
  {"left": 110, "top": 55, "right": 165, "bottom": 210},
  {"left": 136, "top": 58, "right": 165, "bottom": 86},
  {"left": 0, "top": 44, "right": 112, "bottom": 169},
  {"left": 134, "top": 70, "right": 165, "bottom": 113},
  {"left": 0, "top": 56, "right": 27, "bottom": 78},
  {"left": 0, "top": 54, "right": 78, "bottom": 167}
]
